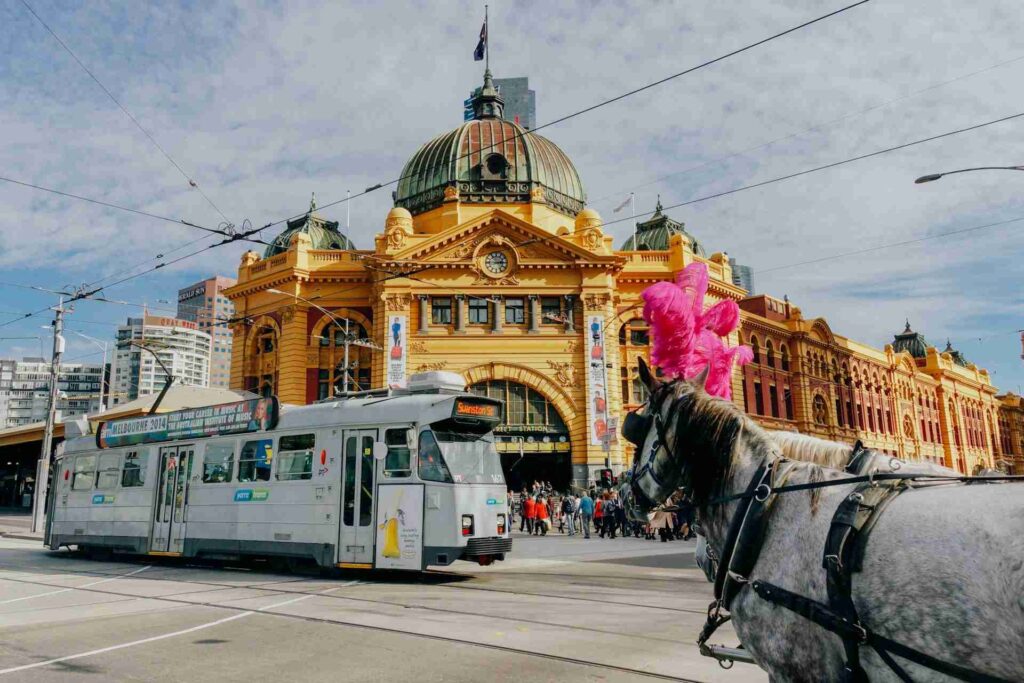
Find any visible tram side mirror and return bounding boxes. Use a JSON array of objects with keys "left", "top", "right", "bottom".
[{"left": 372, "top": 442, "right": 389, "bottom": 461}]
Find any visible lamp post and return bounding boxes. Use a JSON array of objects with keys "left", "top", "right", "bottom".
[
  {"left": 70, "top": 331, "right": 108, "bottom": 413},
  {"left": 914, "top": 165, "right": 1024, "bottom": 184},
  {"left": 266, "top": 289, "right": 382, "bottom": 395}
]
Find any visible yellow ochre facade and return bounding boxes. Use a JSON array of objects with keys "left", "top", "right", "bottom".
[{"left": 224, "top": 72, "right": 1019, "bottom": 487}]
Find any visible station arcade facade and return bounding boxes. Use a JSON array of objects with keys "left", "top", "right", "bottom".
[{"left": 224, "top": 72, "right": 1019, "bottom": 488}]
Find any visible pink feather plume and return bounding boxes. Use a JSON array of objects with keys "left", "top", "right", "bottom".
[{"left": 641, "top": 262, "right": 752, "bottom": 399}]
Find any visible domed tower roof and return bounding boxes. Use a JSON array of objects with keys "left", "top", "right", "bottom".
[
  {"left": 263, "top": 194, "right": 356, "bottom": 258},
  {"left": 393, "top": 70, "right": 586, "bottom": 218},
  {"left": 620, "top": 197, "right": 706, "bottom": 254},
  {"left": 892, "top": 320, "right": 928, "bottom": 359},
  {"left": 943, "top": 339, "right": 969, "bottom": 367}
]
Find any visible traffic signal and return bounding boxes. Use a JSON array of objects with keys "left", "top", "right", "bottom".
[{"left": 599, "top": 468, "right": 613, "bottom": 488}]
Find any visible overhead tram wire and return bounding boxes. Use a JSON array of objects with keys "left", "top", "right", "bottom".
[
  {"left": 258, "top": 0, "right": 872, "bottom": 232},
  {"left": 589, "top": 51, "right": 1024, "bottom": 207},
  {"left": 599, "top": 110, "right": 1024, "bottom": 230},
  {"left": 18, "top": 0, "right": 232, "bottom": 225}
]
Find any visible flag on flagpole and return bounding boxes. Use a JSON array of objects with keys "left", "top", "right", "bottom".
[
  {"left": 474, "top": 21, "right": 487, "bottom": 61},
  {"left": 613, "top": 194, "right": 633, "bottom": 213}
]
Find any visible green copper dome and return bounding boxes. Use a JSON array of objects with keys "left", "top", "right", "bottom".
[
  {"left": 620, "top": 198, "right": 706, "bottom": 254},
  {"left": 263, "top": 194, "right": 356, "bottom": 258},
  {"left": 393, "top": 71, "right": 586, "bottom": 218},
  {"left": 892, "top": 320, "right": 928, "bottom": 359}
]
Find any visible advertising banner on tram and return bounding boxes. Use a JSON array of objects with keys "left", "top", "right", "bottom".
[
  {"left": 386, "top": 314, "right": 408, "bottom": 389},
  {"left": 97, "top": 397, "right": 280, "bottom": 448},
  {"left": 375, "top": 484, "right": 424, "bottom": 570}
]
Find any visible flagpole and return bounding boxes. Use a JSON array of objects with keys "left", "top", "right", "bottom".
[
  {"left": 630, "top": 192, "right": 636, "bottom": 248},
  {"left": 485, "top": 5, "right": 489, "bottom": 73}
]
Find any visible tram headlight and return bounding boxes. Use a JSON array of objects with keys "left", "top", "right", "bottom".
[
  {"left": 461, "top": 514, "right": 474, "bottom": 537},
  {"left": 496, "top": 513, "right": 506, "bottom": 535}
]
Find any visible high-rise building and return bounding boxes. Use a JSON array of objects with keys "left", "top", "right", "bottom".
[
  {"left": 467, "top": 76, "right": 536, "bottom": 130},
  {"left": 110, "top": 316, "right": 211, "bottom": 405},
  {"left": 0, "top": 358, "right": 103, "bottom": 428},
  {"left": 729, "top": 257, "right": 755, "bottom": 294},
  {"left": 177, "top": 276, "right": 236, "bottom": 388}
]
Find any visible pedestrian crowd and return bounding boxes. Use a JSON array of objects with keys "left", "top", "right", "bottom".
[{"left": 509, "top": 481, "right": 696, "bottom": 542}]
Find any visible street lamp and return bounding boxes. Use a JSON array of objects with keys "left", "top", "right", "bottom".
[
  {"left": 265, "top": 288, "right": 382, "bottom": 395},
  {"left": 69, "top": 331, "right": 108, "bottom": 413},
  {"left": 914, "top": 165, "right": 1024, "bottom": 184}
]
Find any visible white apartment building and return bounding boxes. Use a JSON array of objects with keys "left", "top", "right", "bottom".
[
  {"left": 110, "top": 316, "right": 212, "bottom": 405},
  {"left": 0, "top": 358, "right": 104, "bottom": 428}
]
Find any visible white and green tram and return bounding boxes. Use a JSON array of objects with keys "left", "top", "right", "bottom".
[{"left": 46, "top": 372, "right": 512, "bottom": 570}]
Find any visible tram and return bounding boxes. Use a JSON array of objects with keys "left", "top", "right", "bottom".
[{"left": 45, "top": 371, "right": 512, "bottom": 570}]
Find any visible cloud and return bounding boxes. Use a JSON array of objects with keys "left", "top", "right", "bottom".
[{"left": 0, "top": 0, "right": 1021, "bottom": 391}]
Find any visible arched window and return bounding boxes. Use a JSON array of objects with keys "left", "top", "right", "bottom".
[
  {"left": 250, "top": 324, "right": 279, "bottom": 396},
  {"left": 812, "top": 395, "right": 828, "bottom": 425},
  {"left": 618, "top": 319, "right": 650, "bottom": 347},
  {"left": 469, "top": 380, "right": 567, "bottom": 433},
  {"left": 315, "top": 317, "right": 372, "bottom": 398},
  {"left": 750, "top": 336, "right": 760, "bottom": 364},
  {"left": 765, "top": 340, "right": 775, "bottom": 369},
  {"left": 780, "top": 344, "right": 790, "bottom": 371}
]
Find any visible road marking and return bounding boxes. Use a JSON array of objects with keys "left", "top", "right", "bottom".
[
  {"left": 0, "top": 584, "right": 344, "bottom": 675},
  {"left": 0, "top": 565, "right": 151, "bottom": 605}
]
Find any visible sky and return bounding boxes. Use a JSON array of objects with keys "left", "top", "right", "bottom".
[{"left": 0, "top": 0, "right": 1021, "bottom": 391}]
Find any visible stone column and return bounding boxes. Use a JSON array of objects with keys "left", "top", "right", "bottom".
[
  {"left": 563, "top": 295, "right": 576, "bottom": 333},
  {"left": 454, "top": 295, "right": 466, "bottom": 334},
  {"left": 418, "top": 295, "right": 430, "bottom": 335},
  {"left": 491, "top": 297, "right": 503, "bottom": 334},
  {"left": 528, "top": 295, "right": 540, "bottom": 334}
]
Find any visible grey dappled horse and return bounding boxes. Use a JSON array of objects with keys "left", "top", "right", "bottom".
[{"left": 621, "top": 360, "right": 1024, "bottom": 682}]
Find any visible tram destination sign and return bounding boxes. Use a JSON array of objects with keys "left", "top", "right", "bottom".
[
  {"left": 97, "top": 397, "right": 280, "bottom": 449},
  {"left": 452, "top": 398, "right": 502, "bottom": 423}
]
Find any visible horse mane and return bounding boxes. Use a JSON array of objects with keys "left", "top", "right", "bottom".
[{"left": 769, "top": 431, "right": 853, "bottom": 470}]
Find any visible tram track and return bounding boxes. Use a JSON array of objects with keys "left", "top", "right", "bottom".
[{"left": 0, "top": 571, "right": 708, "bottom": 682}]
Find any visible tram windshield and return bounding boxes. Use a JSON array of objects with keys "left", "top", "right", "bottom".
[{"left": 424, "top": 429, "right": 505, "bottom": 485}]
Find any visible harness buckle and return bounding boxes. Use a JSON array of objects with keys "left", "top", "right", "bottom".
[
  {"left": 848, "top": 492, "right": 864, "bottom": 503},
  {"left": 754, "top": 483, "right": 772, "bottom": 502},
  {"left": 727, "top": 570, "right": 749, "bottom": 585},
  {"left": 888, "top": 457, "right": 902, "bottom": 472}
]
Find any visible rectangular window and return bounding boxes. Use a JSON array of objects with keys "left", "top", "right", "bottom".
[
  {"left": 417, "top": 431, "right": 453, "bottom": 483},
  {"left": 72, "top": 455, "right": 96, "bottom": 490},
  {"left": 835, "top": 398, "right": 844, "bottom": 427},
  {"left": 96, "top": 453, "right": 121, "bottom": 490},
  {"left": 384, "top": 428, "right": 411, "bottom": 478},
  {"left": 540, "top": 297, "right": 561, "bottom": 323},
  {"left": 468, "top": 298, "right": 489, "bottom": 324},
  {"left": 769, "top": 385, "right": 780, "bottom": 418},
  {"left": 239, "top": 438, "right": 273, "bottom": 482},
  {"left": 431, "top": 297, "right": 452, "bottom": 324},
  {"left": 318, "top": 369, "right": 331, "bottom": 400},
  {"left": 753, "top": 382, "right": 765, "bottom": 416},
  {"left": 505, "top": 298, "right": 525, "bottom": 324},
  {"left": 630, "top": 327, "right": 651, "bottom": 346},
  {"left": 785, "top": 388, "right": 794, "bottom": 420},
  {"left": 277, "top": 434, "right": 314, "bottom": 481},
  {"left": 202, "top": 441, "right": 235, "bottom": 483}
]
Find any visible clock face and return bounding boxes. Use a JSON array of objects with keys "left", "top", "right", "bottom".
[{"left": 484, "top": 251, "right": 509, "bottom": 274}]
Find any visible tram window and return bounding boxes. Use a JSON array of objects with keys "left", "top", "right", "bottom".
[
  {"left": 383, "top": 429, "right": 411, "bottom": 477},
  {"left": 202, "top": 441, "right": 235, "bottom": 483},
  {"left": 343, "top": 436, "right": 357, "bottom": 525},
  {"left": 417, "top": 431, "right": 453, "bottom": 483},
  {"left": 277, "top": 434, "right": 314, "bottom": 481},
  {"left": 238, "top": 439, "right": 273, "bottom": 482},
  {"left": 72, "top": 455, "right": 96, "bottom": 490},
  {"left": 95, "top": 453, "right": 121, "bottom": 490},
  {"left": 121, "top": 450, "right": 148, "bottom": 487}
]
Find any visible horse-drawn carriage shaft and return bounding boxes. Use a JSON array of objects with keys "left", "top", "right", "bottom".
[{"left": 621, "top": 358, "right": 1024, "bottom": 683}]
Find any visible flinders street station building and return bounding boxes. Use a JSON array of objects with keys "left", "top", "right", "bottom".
[{"left": 224, "top": 72, "right": 1024, "bottom": 488}]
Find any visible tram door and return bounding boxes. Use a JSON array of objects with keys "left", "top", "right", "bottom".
[
  {"left": 339, "top": 430, "right": 377, "bottom": 565},
  {"left": 151, "top": 445, "right": 193, "bottom": 553}
]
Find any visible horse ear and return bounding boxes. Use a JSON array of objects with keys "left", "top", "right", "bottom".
[
  {"left": 637, "top": 357, "right": 660, "bottom": 393},
  {"left": 690, "top": 365, "right": 710, "bottom": 391}
]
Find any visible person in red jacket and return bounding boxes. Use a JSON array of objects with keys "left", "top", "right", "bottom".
[
  {"left": 593, "top": 495, "right": 604, "bottom": 538},
  {"left": 534, "top": 495, "right": 550, "bottom": 536},
  {"left": 522, "top": 495, "right": 536, "bottom": 535}
]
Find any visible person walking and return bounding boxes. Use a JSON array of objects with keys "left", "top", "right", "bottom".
[
  {"left": 523, "top": 495, "right": 536, "bottom": 535},
  {"left": 614, "top": 492, "right": 627, "bottom": 537},
  {"left": 561, "top": 494, "right": 576, "bottom": 536},
  {"left": 535, "top": 495, "right": 549, "bottom": 535},
  {"left": 579, "top": 491, "right": 594, "bottom": 539},
  {"left": 603, "top": 493, "right": 618, "bottom": 539},
  {"left": 519, "top": 489, "right": 529, "bottom": 532},
  {"left": 594, "top": 494, "right": 604, "bottom": 537}
]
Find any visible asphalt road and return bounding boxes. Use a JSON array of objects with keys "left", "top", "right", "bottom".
[{"left": 0, "top": 531, "right": 765, "bottom": 682}]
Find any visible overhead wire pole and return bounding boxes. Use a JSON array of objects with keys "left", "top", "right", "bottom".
[{"left": 31, "top": 296, "right": 65, "bottom": 534}]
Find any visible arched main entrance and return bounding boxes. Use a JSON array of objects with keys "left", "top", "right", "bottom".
[{"left": 469, "top": 380, "right": 572, "bottom": 491}]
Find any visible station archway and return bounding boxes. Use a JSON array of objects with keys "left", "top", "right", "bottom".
[{"left": 468, "top": 379, "right": 573, "bottom": 491}]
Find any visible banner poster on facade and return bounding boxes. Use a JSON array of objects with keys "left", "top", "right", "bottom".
[
  {"left": 386, "top": 314, "right": 408, "bottom": 389},
  {"left": 97, "top": 397, "right": 279, "bottom": 449},
  {"left": 375, "top": 484, "right": 424, "bottom": 570},
  {"left": 585, "top": 314, "right": 609, "bottom": 447}
]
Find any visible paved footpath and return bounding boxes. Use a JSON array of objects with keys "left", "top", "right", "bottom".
[{"left": 0, "top": 526, "right": 766, "bottom": 682}]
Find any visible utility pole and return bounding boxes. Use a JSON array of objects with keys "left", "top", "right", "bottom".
[{"left": 32, "top": 297, "right": 65, "bottom": 534}]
